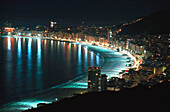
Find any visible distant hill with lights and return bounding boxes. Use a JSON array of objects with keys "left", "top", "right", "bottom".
[{"left": 119, "top": 11, "right": 170, "bottom": 35}]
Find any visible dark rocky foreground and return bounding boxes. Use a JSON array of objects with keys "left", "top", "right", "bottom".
[{"left": 25, "top": 81, "right": 169, "bottom": 112}]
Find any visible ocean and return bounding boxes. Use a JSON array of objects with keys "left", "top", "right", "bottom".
[{"left": 0, "top": 36, "right": 129, "bottom": 111}]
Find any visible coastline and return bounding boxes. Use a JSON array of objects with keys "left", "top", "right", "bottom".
[{"left": 0, "top": 36, "right": 135, "bottom": 112}]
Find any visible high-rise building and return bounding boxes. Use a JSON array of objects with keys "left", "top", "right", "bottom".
[
  {"left": 88, "top": 67, "right": 101, "bottom": 91},
  {"left": 108, "top": 30, "right": 112, "bottom": 44},
  {"left": 101, "top": 74, "right": 107, "bottom": 91},
  {"left": 50, "top": 21, "right": 57, "bottom": 28}
]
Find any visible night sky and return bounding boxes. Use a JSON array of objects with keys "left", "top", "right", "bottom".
[{"left": 0, "top": 0, "right": 170, "bottom": 27}]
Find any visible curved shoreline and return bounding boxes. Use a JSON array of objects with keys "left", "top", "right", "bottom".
[
  {"left": 55, "top": 41, "right": 132, "bottom": 88},
  {"left": 0, "top": 36, "right": 106, "bottom": 111},
  {"left": 45, "top": 41, "right": 106, "bottom": 89},
  {"left": 1, "top": 36, "right": 131, "bottom": 89},
  {"left": 0, "top": 36, "right": 134, "bottom": 112}
]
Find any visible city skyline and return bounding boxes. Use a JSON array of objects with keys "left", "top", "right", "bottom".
[{"left": 0, "top": 0, "right": 170, "bottom": 27}]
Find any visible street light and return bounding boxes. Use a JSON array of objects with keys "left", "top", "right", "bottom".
[
  {"left": 38, "top": 34, "right": 41, "bottom": 37},
  {"left": 28, "top": 33, "right": 31, "bottom": 36},
  {"left": 18, "top": 32, "right": 21, "bottom": 35}
]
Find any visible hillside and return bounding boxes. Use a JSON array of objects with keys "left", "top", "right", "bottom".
[
  {"left": 25, "top": 81, "right": 169, "bottom": 112},
  {"left": 119, "top": 11, "right": 170, "bottom": 35}
]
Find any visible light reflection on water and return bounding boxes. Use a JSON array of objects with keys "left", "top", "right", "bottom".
[
  {"left": 77, "top": 44, "right": 82, "bottom": 75},
  {"left": 7, "top": 37, "right": 11, "bottom": 50},
  {"left": 0, "top": 37, "right": 131, "bottom": 112},
  {"left": 5, "top": 37, "right": 12, "bottom": 90},
  {"left": 16, "top": 38, "right": 22, "bottom": 95},
  {"left": 36, "top": 39, "right": 42, "bottom": 90},
  {"left": 27, "top": 38, "right": 32, "bottom": 91},
  {"left": 90, "top": 51, "right": 93, "bottom": 66},
  {"left": 0, "top": 37, "right": 102, "bottom": 108},
  {"left": 84, "top": 46, "right": 88, "bottom": 71},
  {"left": 96, "top": 54, "right": 100, "bottom": 66}
]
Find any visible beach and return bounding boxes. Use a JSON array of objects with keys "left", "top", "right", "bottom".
[{"left": 0, "top": 38, "right": 132, "bottom": 112}]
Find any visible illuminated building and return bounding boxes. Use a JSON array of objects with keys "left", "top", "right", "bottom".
[
  {"left": 4, "top": 27, "right": 15, "bottom": 33},
  {"left": 88, "top": 67, "right": 101, "bottom": 91},
  {"left": 50, "top": 21, "right": 57, "bottom": 28},
  {"left": 2, "top": 21, "right": 15, "bottom": 35},
  {"left": 108, "top": 30, "right": 112, "bottom": 43}
]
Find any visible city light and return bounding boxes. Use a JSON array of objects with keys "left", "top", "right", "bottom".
[
  {"left": 50, "top": 21, "right": 57, "bottom": 28},
  {"left": 8, "top": 37, "right": 11, "bottom": 50},
  {"left": 0, "top": 2, "right": 169, "bottom": 112},
  {"left": 37, "top": 34, "right": 41, "bottom": 37},
  {"left": 18, "top": 38, "right": 21, "bottom": 58},
  {"left": 28, "top": 33, "right": 31, "bottom": 36},
  {"left": 28, "top": 38, "right": 32, "bottom": 53},
  {"left": 18, "top": 32, "right": 21, "bottom": 35},
  {"left": 8, "top": 32, "right": 11, "bottom": 35}
]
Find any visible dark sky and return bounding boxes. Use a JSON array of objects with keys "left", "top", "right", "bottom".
[{"left": 0, "top": 0, "right": 170, "bottom": 27}]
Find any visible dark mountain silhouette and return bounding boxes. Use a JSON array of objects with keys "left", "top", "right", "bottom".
[
  {"left": 120, "top": 11, "right": 170, "bottom": 35},
  {"left": 25, "top": 81, "right": 169, "bottom": 112}
]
